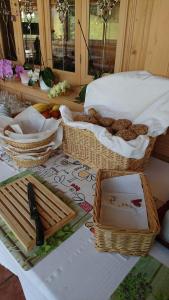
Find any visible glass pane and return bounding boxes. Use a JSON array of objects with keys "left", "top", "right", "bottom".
[
  {"left": 19, "top": 0, "right": 41, "bottom": 65},
  {"left": 88, "top": 0, "right": 120, "bottom": 75},
  {"left": 0, "top": 0, "right": 17, "bottom": 60},
  {"left": 50, "top": 0, "right": 75, "bottom": 72}
]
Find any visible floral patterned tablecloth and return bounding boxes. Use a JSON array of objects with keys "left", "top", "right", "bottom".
[{"left": 0, "top": 149, "right": 96, "bottom": 270}]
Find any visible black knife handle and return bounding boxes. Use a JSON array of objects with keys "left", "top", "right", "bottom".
[
  {"left": 34, "top": 215, "right": 44, "bottom": 246},
  {"left": 27, "top": 182, "right": 36, "bottom": 219}
]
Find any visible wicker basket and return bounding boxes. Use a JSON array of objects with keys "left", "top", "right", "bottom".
[
  {"left": 93, "top": 170, "right": 160, "bottom": 256},
  {"left": 5, "top": 134, "right": 55, "bottom": 150},
  {"left": 63, "top": 124, "right": 156, "bottom": 171},
  {"left": 8, "top": 150, "right": 52, "bottom": 168}
]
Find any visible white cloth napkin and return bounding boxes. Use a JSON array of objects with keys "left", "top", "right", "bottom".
[
  {"left": 85, "top": 70, "right": 169, "bottom": 137},
  {"left": 3, "top": 127, "right": 63, "bottom": 160},
  {"left": 100, "top": 174, "right": 148, "bottom": 230},
  {"left": 0, "top": 106, "right": 61, "bottom": 143}
]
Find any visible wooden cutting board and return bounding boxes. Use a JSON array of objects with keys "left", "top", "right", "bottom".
[{"left": 0, "top": 175, "right": 76, "bottom": 251}]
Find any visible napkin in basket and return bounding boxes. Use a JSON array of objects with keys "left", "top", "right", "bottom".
[{"left": 100, "top": 174, "right": 148, "bottom": 230}]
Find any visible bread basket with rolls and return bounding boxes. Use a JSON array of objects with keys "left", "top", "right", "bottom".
[
  {"left": 61, "top": 105, "right": 156, "bottom": 171},
  {"left": 60, "top": 70, "right": 169, "bottom": 170}
]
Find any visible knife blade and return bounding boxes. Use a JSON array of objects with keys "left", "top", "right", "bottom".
[{"left": 27, "top": 182, "right": 44, "bottom": 246}]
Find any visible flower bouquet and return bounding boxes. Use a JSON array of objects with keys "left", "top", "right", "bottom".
[
  {"left": 48, "top": 80, "right": 71, "bottom": 98},
  {"left": 0, "top": 59, "right": 13, "bottom": 80},
  {"left": 15, "top": 65, "right": 25, "bottom": 79}
]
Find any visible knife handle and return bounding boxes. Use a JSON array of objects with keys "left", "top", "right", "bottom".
[{"left": 34, "top": 215, "right": 44, "bottom": 246}]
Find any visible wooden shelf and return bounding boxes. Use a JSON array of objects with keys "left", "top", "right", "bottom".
[{"left": 0, "top": 79, "right": 83, "bottom": 112}]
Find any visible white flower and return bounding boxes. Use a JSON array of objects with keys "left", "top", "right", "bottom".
[
  {"left": 49, "top": 88, "right": 56, "bottom": 98},
  {"left": 28, "top": 70, "right": 33, "bottom": 78},
  {"left": 48, "top": 80, "right": 70, "bottom": 98}
]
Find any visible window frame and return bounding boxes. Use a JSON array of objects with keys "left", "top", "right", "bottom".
[
  {"left": 80, "top": 0, "right": 129, "bottom": 85},
  {"left": 1, "top": 0, "right": 129, "bottom": 85},
  {"left": 43, "top": 0, "right": 82, "bottom": 86}
]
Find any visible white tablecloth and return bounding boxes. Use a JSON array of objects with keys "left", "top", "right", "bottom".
[{"left": 0, "top": 158, "right": 169, "bottom": 300}]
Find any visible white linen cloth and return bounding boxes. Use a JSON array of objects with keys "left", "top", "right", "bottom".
[
  {"left": 0, "top": 106, "right": 63, "bottom": 161},
  {"left": 2, "top": 127, "right": 63, "bottom": 161},
  {"left": 0, "top": 106, "right": 61, "bottom": 143},
  {"left": 61, "top": 71, "right": 169, "bottom": 159},
  {"left": 85, "top": 70, "right": 169, "bottom": 126}
]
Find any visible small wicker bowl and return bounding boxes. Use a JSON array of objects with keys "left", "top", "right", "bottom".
[
  {"left": 5, "top": 134, "right": 55, "bottom": 150},
  {"left": 93, "top": 169, "right": 160, "bottom": 256},
  {"left": 8, "top": 150, "right": 52, "bottom": 168}
]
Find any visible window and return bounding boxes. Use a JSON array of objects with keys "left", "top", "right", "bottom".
[
  {"left": 50, "top": 0, "right": 75, "bottom": 72},
  {"left": 19, "top": 0, "right": 41, "bottom": 65},
  {"left": 0, "top": 0, "right": 17, "bottom": 60},
  {"left": 88, "top": 0, "right": 120, "bottom": 75},
  {"left": 0, "top": 0, "right": 127, "bottom": 85},
  {"left": 44, "top": 0, "right": 81, "bottom": 85}
]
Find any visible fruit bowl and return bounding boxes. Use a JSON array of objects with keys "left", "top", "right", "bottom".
[{"left": 33, "top": 103, "right": 61, "bottom": 119}]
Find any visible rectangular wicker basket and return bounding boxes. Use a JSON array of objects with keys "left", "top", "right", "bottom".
[
  {"left": 93, "top": 170, "right": 160, "bottom": 256},
  {"left": 63, "top": 124, "right": 156, "bottom": 171}
]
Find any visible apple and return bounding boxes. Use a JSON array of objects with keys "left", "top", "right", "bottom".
[
  {"left": 42, "top": 110, "right": 51, "bottom": 118},
  {"left": 50, "top": 110, "right": 60, "bottom": 119}
]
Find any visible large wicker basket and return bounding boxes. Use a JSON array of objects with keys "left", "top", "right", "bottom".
[
  {"left": 63, "top": 124, "right": 156, "bottom": 171},
  {"left": 93, "top": 170, "right": 160, "bottom": 256}
]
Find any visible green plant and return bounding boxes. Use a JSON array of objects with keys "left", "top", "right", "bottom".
[
  {"left": 23, "top": 62, "right": 32, "bottom": 70},
  {"left": 76, "top": 71, "right": 102, "bottom": 103},
  {"left": 35, "top": 224, "right": 74, "bottom": 257},
  {"left": 76, "top": 84, "right": 87, "bottom": 103},
  {"left": 40, "top": 67, "right": 55, "bottom": 88},
  {"left": 116, "top": 272, "right": 152, "bottom": 300},
  {"left": 154, "top": 292, "right": 169, "bottom": 300}
]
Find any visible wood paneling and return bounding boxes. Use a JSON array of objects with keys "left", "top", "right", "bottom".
[
  {"left": 122, "top": 0, "right": 154, "bottom": 71},
  {"left": 121, "top": 0, "right": 169, "bottom": 77},
  {"left": 128, "top": 0, "right": 154, "bottom": 71},
  {"left": 37, "top": 0, "right": 47, "bottom": 67},
  {"left": 121, "top": 0, "right": 137, "bottom": 71},
  {"left": 114, "top": 0, "right": 129, "bottom": 72},
  {"left": 10, "top": 0, "right": 25, "bottom": 64},
  {"left": 145, "top": 0, "right": 169, "bottom": 77},
  {"left": 120, "top": 0, "right": 169, "bottom": 162}
]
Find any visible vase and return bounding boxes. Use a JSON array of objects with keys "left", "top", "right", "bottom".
[
  {"left": 39, "top": 77, "right": 50, "bottom": 91},
  {"left": 20, "top": 70, "right": 29, "bottom": 85}
]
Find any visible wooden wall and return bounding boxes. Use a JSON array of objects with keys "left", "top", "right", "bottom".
[
  {"left": 121, "top": 0, "right": 169, "bottom": 77},
  {"left": 119, "top": 0, "right": 169, "bottom": 162}
]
